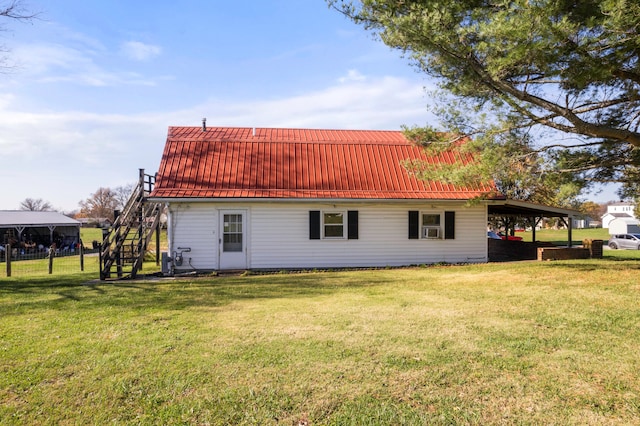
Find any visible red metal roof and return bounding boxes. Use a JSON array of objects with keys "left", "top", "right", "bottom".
[{"left": 150, "top": 126, "right": 500, "bottom": 200}]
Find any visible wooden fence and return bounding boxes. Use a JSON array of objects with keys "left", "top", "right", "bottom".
[{"left": 1, "top": 241, "right": 96, "bottom": 278}]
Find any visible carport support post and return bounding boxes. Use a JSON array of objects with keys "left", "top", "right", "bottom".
[
  {"left": 568, "top": 215, "right": 573, "bottom": 247},
  {"left": 48, "top": 225, "right": 55, "bottom": 246},
  {"left": 531, "top": 217, "right": 536, "bottom": 243}
]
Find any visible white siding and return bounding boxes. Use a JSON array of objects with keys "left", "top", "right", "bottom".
[
  {"left": 168, "top": 201, "right": 488, "bottom": 271},
  {"left": 168, "top": 203, "right": 218, "bottom": 271}
]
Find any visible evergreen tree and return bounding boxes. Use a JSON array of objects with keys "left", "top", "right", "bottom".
[{"left": 330, "top": 0, "right": 640, "bottom": 204}]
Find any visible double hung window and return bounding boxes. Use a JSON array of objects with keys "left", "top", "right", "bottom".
[
  {"left": 323, "top": 212, "right": 344, "bottom": 238},
  {"left": 309, "top": 210, "right": 359, "bottom": 240}
]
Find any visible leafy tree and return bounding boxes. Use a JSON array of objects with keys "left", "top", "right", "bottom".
[
  {"left": 330, "top": 0, "right": 640, "bottom": 204},
  {"left": 19, "top": 198, "right": 52, "bottom": 211},
  {"left": 78, "top": 187, "right": 119, "bottom": 222},
  {"left": 579, "top": 201, "right": 605, "bottom": 221}
]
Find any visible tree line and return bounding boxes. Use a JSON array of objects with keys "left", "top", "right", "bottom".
[{"left": 18, "top": 184, "right": 135, "bottom": 224}]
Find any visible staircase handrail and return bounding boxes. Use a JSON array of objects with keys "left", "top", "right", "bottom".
[
  {"left": 100, "top": 169, "right": 159, "bottom": 279},
  {"left": 130, "top": 201, "right": 163, "bottom": 278}
]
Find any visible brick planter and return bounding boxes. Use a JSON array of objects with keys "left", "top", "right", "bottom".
[
  {"left": 583, "top": 239, "right": 603, "bottom": 259},
  {"left": 537, "top": 247, "right": 591, "bottom": 261}
]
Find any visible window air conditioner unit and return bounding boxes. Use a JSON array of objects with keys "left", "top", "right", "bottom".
[{"left": 422, "top": 226, "right": 440, "bottom": 239}]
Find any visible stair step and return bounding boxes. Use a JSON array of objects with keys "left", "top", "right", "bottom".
[{"left": 100, "top": 179, "right": 162, "bottom": 281}]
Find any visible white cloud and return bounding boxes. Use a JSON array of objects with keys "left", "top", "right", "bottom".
[
  {"left": 194, "top": 72, "right": 434, "bottom": 130},
  {"left": 0, "top": 93, "right": 16, "bottom": 109},
  {"left": 0, "top": 71, "right": 434, "bottom": 210},
  {"left": 338, "top": 69, "right": 366, "bottom": 83},
  {"left": 121, "top": 41, "right": 162, "bottom": 61},
  {"left": 10, "top": 42, "right": 165, "bottom": 87},
  {"left": 0, "top": 104, "right": 168, "bottom": 210},
  {"left": 13, "top": 43, "right": 95, "bottom": 76}
]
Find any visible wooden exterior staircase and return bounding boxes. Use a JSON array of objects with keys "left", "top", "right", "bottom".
[{"left": 99, "top": 169, "right": 163, "bottom": 280}]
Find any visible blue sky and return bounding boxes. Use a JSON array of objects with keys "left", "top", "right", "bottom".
[{"left": 0, "top": 0, "right": 618, "bottom": 211}]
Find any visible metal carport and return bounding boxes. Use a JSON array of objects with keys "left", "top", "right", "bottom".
[
  {"left": 0, "top": 211, "right": 81, "bottom": 250},
  {"left": 486, "top": 200, "right": 581, "bottom": 262}
]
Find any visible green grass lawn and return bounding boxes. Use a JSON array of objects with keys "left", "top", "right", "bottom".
[
  {"left": 79, "top": 228, "right": 168, "bottom": 252},
  {"left": 2, "top": 226, "right": 164, "bottom": 279},
  {"left": 2, "top": 260, "right": 640, "bottom": 425},
  {"left": 79, "top": 227, "right": 104, "bottom": 247},
  {"left": 519, "top": 227, "right": 611, "bottom": 246}
]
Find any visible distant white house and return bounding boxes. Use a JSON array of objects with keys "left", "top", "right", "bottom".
[
  {"left": 602, "top": 202, "right": 636, "bottom": 228},
  {"left": 572, "top": 216, "right": 599, "bottom": 229}
]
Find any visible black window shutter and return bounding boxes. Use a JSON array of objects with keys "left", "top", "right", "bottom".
[
  {"left": 444, "top": 211, "right": 455, "bottom": 239},
  {"left": 309, "top": 211, "right": 321, "bottom": 240},
  {"left": 347, "top": 210, "right": 359, "bottom": 239},
  {"left": 408, "top": 211, "right": 419, "bottom": 239}
]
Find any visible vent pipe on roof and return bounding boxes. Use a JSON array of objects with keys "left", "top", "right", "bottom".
[
  {"left": 252, "top": 127, "right": 256, "bottom": 137},
  {"left": 202, "top": 118, "right": 207, "bottom": 132}
]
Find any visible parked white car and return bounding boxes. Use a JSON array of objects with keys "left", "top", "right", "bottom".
[{"left": 608, "top": 234, "right": 640, "bottom": 250}]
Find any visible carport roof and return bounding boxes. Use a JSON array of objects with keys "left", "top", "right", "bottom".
[
  {"left": 0, "top": 211, "right": 81, "bottom": 228},
  {"left": 486, "top": 200, "right": 579, "bottom": 218}
]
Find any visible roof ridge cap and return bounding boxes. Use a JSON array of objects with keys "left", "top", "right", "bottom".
[
  {"left": 167, "top": 125, "right": 402, "bottom": 131},
  {"left": 167, "top": 138, "right": 412, "bottom": 144}
]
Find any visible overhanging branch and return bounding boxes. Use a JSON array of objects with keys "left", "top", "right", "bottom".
[{"left": 466, "top": 55, "right": 640, "bottom": 146}]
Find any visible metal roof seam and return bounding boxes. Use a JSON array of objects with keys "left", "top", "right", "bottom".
[{"left": 153, "top": 127, "right": 498, "bottom": 201}]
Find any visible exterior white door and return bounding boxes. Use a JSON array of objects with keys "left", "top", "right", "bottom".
[{"left": 219, "top": 210, "right": 248, "bottom": 269}]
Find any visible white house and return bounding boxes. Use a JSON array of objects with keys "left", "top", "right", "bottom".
[
  {"left": 572, "top": 216, "right": 599, "bottom": 229},
  {"left": 602, "top": 202, "right": 636, "bottom": 228},
  {"left": 148, "top": 126, "right": 576, "bottom": 272}
]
